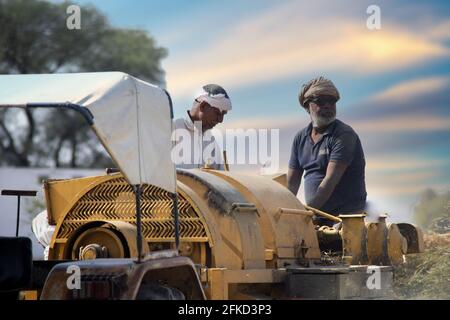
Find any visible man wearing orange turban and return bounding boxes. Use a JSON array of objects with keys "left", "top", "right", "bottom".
[{"left": 288, "top": 76, "right": 366, "bottom": 226}]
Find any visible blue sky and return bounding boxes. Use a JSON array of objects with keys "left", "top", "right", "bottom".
[{"left": 47, "top": 0, "right": 450, "bottom": 221}]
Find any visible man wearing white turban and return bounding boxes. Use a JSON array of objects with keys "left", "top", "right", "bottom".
[
  {"left": 288, "top": 76, "right": 367, "bottom": 226},
  {"left": 172, "top": 84, "right": 232, "bottom": 170}
]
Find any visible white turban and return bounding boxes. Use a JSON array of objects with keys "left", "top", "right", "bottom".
[{"left": 194, "top": 84, "right": 232, "bottom": 112}]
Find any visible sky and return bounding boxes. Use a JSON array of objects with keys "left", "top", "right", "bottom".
[{"left": 7, "top": 0, "right": 450, "bottom": 223}]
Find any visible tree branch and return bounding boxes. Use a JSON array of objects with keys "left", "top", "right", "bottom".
[
  {"left": 53, "top": 136, "right": 65, "bottom": 168},
  {"left": 70, "top": 137, "right": 78, "bottom": 168},
  {"left": 23, "top": 108, "right": 35, "bottom": 154},
  {"left": 0, "top": 118, "right": 17, "bottom": 153}
]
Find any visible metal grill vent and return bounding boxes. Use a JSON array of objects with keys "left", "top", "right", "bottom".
[{"left": 57, "top": 178, "right": 208, "bottom": 242}]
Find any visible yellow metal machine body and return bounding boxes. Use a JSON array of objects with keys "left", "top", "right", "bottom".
[{"left": 44, "top": 168, "right": 423, "bottom": 299}]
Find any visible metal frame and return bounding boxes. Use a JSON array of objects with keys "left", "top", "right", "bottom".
[{"left": 0, "top": 102, "right": 181, "bottom": 262}]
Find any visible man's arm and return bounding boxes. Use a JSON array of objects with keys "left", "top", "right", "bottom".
[
  {"left": 287, "top": 168, "right": 303, "bottom": 195},
  {"left": 308, "top": 161, "right": 348, "bottom": 209}
]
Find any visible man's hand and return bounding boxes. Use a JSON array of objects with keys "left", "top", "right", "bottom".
[
  {"left": 287, "top": 168, "right": 303, "bottom": 195},
  {"left": 308, "top": 161, "right": 348, "bottom": 209}
]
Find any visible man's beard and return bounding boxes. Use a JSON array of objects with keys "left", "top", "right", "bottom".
[{"left": 310, "top": 111, "right": 336, "bottom": 128}]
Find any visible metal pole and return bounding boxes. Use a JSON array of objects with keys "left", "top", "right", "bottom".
[
  {"left": 16, "top": 195, "right": 21, "bottom": 237},
  {"left": 305, "top": 205, "right": 342, "bottom": 223},
  {"left": 134, "top": 185, "right": 143, "bottom": 262},
  {"left": 172, "top": 192, "right": 180, "bottom": 250},
  {"left": 223, "top": 150, "right": 229, "bottom": 171},
  {"left": 1, "top": 190, "right": 37, "bottom": 237}
]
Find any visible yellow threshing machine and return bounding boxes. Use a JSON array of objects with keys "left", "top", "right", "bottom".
[{"left": 0, "top": 72, "right": 423, "bottom": 300}]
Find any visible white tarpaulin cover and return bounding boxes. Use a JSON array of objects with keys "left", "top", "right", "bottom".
[{"left": 0, "top": 72, "right": 176, "bottom": 193}]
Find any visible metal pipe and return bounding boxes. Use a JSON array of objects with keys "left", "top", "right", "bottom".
[
  {"left": 27, "top": 103, "right": 94, "bottom": 125},
  {"left": 172, "top": 192, "right": 180, "bottom": 250},
  {"left": 134, "top": 185, "right": 143, "bottom": 262},
  {"left": 1, "top": 190, "right": 37, "bottom": 237},
  {"left": 223, "top": 150, "right": 229, "bottom": 171},
  {"left": 16, "top": 195, "right": 21, "bottom": 237},
  {"left": 304, "top": 205, "right": 342, "bottom": 223}
]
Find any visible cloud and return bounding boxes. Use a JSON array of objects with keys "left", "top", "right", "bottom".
[
  {"left": 164, "top": 2, "right": 450, "bottom": 98},
  {"left": 369, "top": 76, "right": 450, "bottom": 103},
  {"left": 368, "top": 170, "right": 438, "bottom": 184},
  {"left": 220, "top": 112, "right": 450, "bottom": 136},
  {"left": 352, "top": 114, "right": 450, "bottom": 133},
  {"left": 426, "top": 20, "right": 450, "bottom": 40},
  {"left": 218, "top": 114, "right": 303, "bottom": 131},
  {"left": 366, "top": 160, "right": 449, "bottom": 199},
  {"left": 366, "top": 157, "right": 448, "bottom": 171},
  {"left": 368, "top": 182, "right": 450, "bottom": 197}
]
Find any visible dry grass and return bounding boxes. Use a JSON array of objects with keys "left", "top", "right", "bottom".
[
  {"left": 393, "top": 232, "right": 450, "bottom": 299},
  {"left": 423, "top": 232, "right": 450, "bottom": 248}
]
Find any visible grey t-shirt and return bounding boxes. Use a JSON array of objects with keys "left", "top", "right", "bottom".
[{"left": 288, "top": 119, "right": 367, "bottom": 215}]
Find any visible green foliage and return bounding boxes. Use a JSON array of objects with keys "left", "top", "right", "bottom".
[
  {"left": 79, "top": 28, "right": 168, "bottom": 84},
  {"left": 0, "top": 0, "right": 167, "bottom": 168},
  {"left": 413, "top": 188, "right": 450, "bottom": 229}
]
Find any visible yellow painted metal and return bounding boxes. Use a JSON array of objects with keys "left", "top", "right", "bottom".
[
  {"left": 365, "top": 217, "right": 409, "bottom": 266},
  {"left": 44, "top": 174, "right": 113, "bottom": 225},
  {"left": 177, "top": 172, "right": 258, "bottom": 270},
  {"left": 206, "top": 268, "right": 228, "bottom": 300},
  {"left": 340, "top": 214, "right": 368, "bottom": 265},
  {"left": 387, "top": 223, "right": 408, "bottom": 265},
  {"left": 229, "top": 204, "right": 266, "bottom": 269},
  {"left": 204, "top": 268, "right": 285, "bottom": 300},
  {"left": 206, "top": 170, "right": 321, "bottom": 266},
  {"left": 366, "top": 215, "right": 390, "bottom": 265},
  {"left": 48, "top": 174, "right": 210, "bottom": 259},
  {"left": 274, "top": 208, "right": 314, "bottom": 222},
  {"left": 19, "top": 290, "right": 38, "bottom": 300},
  {"left": 45, "top": 169, "right": 321, "bottom": 298},
  {"left": 43, "top": 167, "right": 424, "bottom": 299},
  {"left": 265, "top": 173, "right": 287, "bottom": 188}
]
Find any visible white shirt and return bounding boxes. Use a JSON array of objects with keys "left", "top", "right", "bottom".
[
  {"left": 32, "top": 210, "right": 55, "bottom": 260},
  {"left": 172, "top": 113, "right": 224, "bottom": 170}
]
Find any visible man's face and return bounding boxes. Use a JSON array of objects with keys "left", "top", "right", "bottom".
[
  {"left": 307, "top": 95, "right": 337, "bottom": 128},
  {"left": 199, "top": 102, "right": 227, "bottom": 131}
]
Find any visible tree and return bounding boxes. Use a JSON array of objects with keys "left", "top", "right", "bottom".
[
  {"left": 0, "top": 0, "right": 168, "bottom": 168},
  {"left": 413, "top": 188, "right": 450, "bottom": 229}
]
